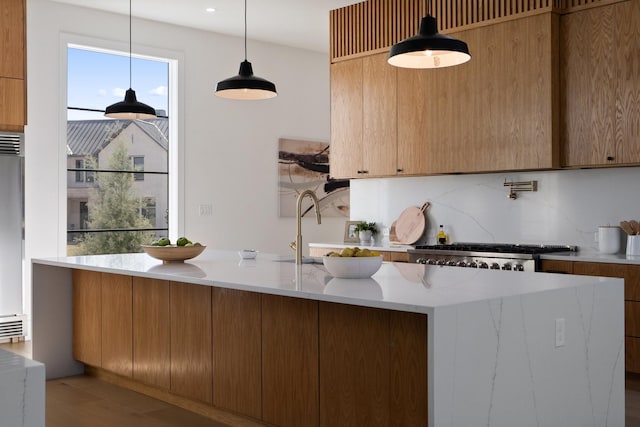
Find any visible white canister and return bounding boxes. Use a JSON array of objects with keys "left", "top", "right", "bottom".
[
  {"left": 627, "top": 235, "right": 640, "bottom": 257},
  {"left": 597, "top": 226, "right": 621, "bottom": 254}
]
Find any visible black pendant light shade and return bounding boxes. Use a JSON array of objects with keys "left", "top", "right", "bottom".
[
  {"left": 388, "top": 15, "right": 471, "bottom": 69},
  {"left": 215, "top": 0, "right": 277, "bottom": 100},
  {"left": 215, "top": 60, "right": 277, "bottom": 100},
  {"left": 105, "top": 88, "right": 157, "bottom": 119},
  {"left": 105, "top": 0, "right": 156, "bottom": 119}
]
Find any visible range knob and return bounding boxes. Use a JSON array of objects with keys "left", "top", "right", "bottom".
[
  {"left": 479, "top": 262, "right": 489, "bottom": 269},
  {"left": 467, "top": 261, "right": 478, "bottom": 268},
  {"left": 456, "top": 261, "right": 467, "bottom": 267},
  {"left": 490, "top": 263, "right": 500, "bottom": 270},
  {"left": 436, "top": 259, "right": 446, "bottom": 266},
  {"left": 427, "top": 259, "right": 437, "bottom": 265},
  {"left": 514, "top": 264, "right": 525, "bottom": 272},
  {"left": 415, "top": 258, "right": 426, "bottom": 264},
  {"left": 501, "top": 263, "right": 512, "bottom": 271},
  {"left": 446, "top": 260, "right": 457, "bottom": 266}
]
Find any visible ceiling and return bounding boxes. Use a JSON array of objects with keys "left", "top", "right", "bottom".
[{"left": 50, "top": 0, "right": 362, "bottom": 54}]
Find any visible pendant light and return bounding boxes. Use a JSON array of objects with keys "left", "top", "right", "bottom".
[
  {"left": 105, "top": 0, "right": 156, "bottom": 119},
  {"left": 388, "top": 13, "right": 471, "bottom": 69},
  {"left": 215, "top": 0, "right": 277, "bottom": 100}
]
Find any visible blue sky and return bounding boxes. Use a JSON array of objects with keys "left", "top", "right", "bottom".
[{"left": 67, "top": 47, "right": 169, "bottom": 120}]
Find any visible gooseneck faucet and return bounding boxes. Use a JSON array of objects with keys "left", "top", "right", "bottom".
[{"left": 295, "top": 190, "right": 322, "bottom": 265}]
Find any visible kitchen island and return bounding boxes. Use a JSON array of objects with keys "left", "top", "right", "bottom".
[{"left": 32, "top": 250, "right": 624, "bottom": 427}]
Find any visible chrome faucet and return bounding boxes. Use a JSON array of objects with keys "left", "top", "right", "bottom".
[{"left": 294, "top": 190, "right": 322, "bottom": 265}]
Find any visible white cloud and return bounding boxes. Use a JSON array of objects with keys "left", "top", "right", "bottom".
[
  {"left": 112, "top": 88, "right": 126, "bottom": 98},
  {"left": 150, "top": 86, "right": 167, "bottom": 96},
  {"left": 98, "top": 89, "right": 107, "bottom": 96}
]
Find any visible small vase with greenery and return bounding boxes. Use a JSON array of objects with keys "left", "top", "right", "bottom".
[{"left": 354, "top": 221, "right": 377, "bottom": 244}]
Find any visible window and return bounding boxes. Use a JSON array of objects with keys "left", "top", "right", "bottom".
[
  {"left": 66, "top": 46, "right": 171, "bottom": 256},
  {"left": 132, "top": 156, "right": 144, "bottom": 181}
]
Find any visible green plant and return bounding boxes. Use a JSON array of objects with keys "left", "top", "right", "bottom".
[{"left": 354, "top": 221, "right": 377, "bottom": 235}]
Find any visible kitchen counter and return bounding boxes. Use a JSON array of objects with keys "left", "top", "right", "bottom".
[
  {"left": 309, "top": 241, "right": 412, "bottom": 253},
  {"left": 32, "top": 249, "right": 624, "bottom": 427},
  {"left": 0, "top": 349, "right": 45, "bottom": 427}
]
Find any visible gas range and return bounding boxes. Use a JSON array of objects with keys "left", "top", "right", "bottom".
[{"left": 407, "top": 243, "right": 577, "bottom": 272}]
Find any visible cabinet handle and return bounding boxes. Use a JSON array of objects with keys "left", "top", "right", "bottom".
[
  {"left": 397, "top": 168, "right": 404, "bottom": 173},
  {"left": 362, "top": 170, "right": 369, "bottom": 174},
  {"left": 607, "top": 156, "right": 615, "bottom": 161}
]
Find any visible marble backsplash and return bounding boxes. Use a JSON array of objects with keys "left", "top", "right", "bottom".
[{"left": 350, "top": 166, "right": 640, "bottom": 252}]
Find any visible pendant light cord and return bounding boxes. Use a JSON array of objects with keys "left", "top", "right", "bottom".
[
  {"left": 243, "top": 0, "right": 247, "bottom": 61},
  {"left": 129, "top": 0, "right": 132, "bottom": 88}
]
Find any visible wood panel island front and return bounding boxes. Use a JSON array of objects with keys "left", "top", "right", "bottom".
[{"left": 32, "top": 250, "right": 624, "bottom": 427}]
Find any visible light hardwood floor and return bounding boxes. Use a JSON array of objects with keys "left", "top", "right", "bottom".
[{"left": 3, "top": 341, "right": 640, "bottom": 426}]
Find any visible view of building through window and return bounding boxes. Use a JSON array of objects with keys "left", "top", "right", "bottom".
[{"left": 66, "top": 46, "right": 170, "bottom": 256}]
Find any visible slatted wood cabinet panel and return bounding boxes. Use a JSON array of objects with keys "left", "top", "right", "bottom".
[
  {"left": 319, "top": 302, "right": 428, "bottom": 426},
  {"left": 72, "top": 269, "right": 102, "bottom": 367},
  {"left": 561, "top": 0, "right": 640, "bottom": 167},
  {"left": 0, "top": 0, "right": 26, "bottom": 130},
  {"left": 540, "top": 260, "right": 640, "bottom": 373},
  {"left": 212, "top": 288, "right": 262, "bottom": 419},
  {"left": 262, "top": 295, "right": 319, "bottom": 427},
  {"left": 132, "top": 277, "right": 171, "bottom": 390}
]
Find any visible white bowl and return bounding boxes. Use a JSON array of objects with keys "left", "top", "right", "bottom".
[
  {"left": 322, "top": 255, "right": 383, "bottom": 279},
  {"left": 238, "top": 249, "right": 258, "bottom": 260}
]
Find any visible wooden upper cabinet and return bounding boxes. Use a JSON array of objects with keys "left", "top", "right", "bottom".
[
  {"left": 362, "top": 53, "right": 397, "bottom": 177},
  {"left": 331, "top": 13, "right": 558, "bottom": 178},
  {"left": 330, "top": 58, "right": 363, "bottom": 179},
  {"left": 0, "top": 0, "right": 25, "bottom": 79},
  {"left": 0, "top": 0, "right": 26, "bottom": 130},
  {"left": 561, "top": 1, "right": 640, "bottom": 167},
  {"left": 331, "top": 53, "right": 397, "bottom": 178}
]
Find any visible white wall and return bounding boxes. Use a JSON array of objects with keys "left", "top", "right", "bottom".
[
  {"left": 24, "top": 0, "right": 343, "bottom": 318},
  {"left": 351, "top": 167, "right": 640, "bottom": 252}
]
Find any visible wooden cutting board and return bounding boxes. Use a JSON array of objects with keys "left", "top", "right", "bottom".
[{"left": 394, "top": 202, "right": 430, "bottom": 244}]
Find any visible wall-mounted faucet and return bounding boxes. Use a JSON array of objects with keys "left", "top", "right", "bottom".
[
  {"left": 294, "top": 190, "right": 322, "bottom": 265},
  {"left": 504, "top": 179, "right": 537, "bottom": 200}
]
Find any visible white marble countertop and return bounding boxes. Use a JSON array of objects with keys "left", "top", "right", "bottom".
[
  {"left": 0, "top": 349, "right": 45, "bottom": 427},
  {"left": 32, "top": 249, "right": 618, "bottom": 314}
]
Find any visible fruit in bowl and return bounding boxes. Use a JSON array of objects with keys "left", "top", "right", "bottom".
[
  {"left": 322, "top": 247, "right": 383, "bottom": 279},
  {"left": 142, "top": 237, "right": 205, "bottom": 263}
]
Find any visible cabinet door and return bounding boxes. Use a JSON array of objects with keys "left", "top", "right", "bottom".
[
  {"left": 132, "top": 277, "right": 170, "bottom": 390},
  {"left": 539, "top": 260, "right": 574, "bottom": 274},
  {"left": 0, "top": 78, "right": 25, "bottom": 128},
  {"left": 614, "top": 0, "right": 640, "bottom": 163},
  {"left": 0, "top": 0, "right": 25, "bottom": 79},
  {"left": 396, "top": 67, "right": 436, "bottom": 175},
  {"left": 319, "top": 302, "right": 390, "bottom": 426},
  {"left": 561, "top": 5, "right": 617, "bottom": 166},
  {"left": 101, "top": 273, "right": 132, "bottom": 378},
  {"left": 362, "top": 53, "right": 397, "bottom": 177},
  {"left": 561, "top": 1, "right": 640, "bottom": 166},
  {"left": 262, "top": 295, "right": 319, "bottom": 427},
  {"left": 330, "top": 58, "right": 363, "bottom": 179},
  {"left": 72, "top": 269, "right": 101, "bottom": 367},
  {"left": 170, "top": 281, "right": 212, "bottom": 404},
  {"left": 212, "top": 288, "right": 261, "bottom": 419}
]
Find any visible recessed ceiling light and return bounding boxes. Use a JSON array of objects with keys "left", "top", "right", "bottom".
[{"left": 205, "top": 7, "right": 216, "bottom": 13}]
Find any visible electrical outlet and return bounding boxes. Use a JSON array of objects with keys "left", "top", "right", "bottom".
[
  {"left": 555, "top": 318, "right": 565, "bottom": 347},
  {"left": 199, "top": 204, "right": 212, "bottom": 216}
]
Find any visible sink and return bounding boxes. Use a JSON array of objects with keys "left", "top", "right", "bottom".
[{"left": 272, "top": 256, "right": 323, "bottom": 264}]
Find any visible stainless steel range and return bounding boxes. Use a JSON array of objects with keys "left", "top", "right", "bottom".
[{"left": 407, "top": 243, "right": 577, "bottom": 272}]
